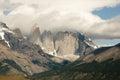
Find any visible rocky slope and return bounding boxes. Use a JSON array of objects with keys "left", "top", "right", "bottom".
[
  {"left": 0, "top": 44, "right": 42, "bottom": 75},
  {"left": 31, "top": 43, "right": 120, "bottom": 80},
  {"left": 29, "top": 24, "right": 97, "bottom": 61},
  {"left": 83, "top": 43, "right": 120, "bottom": 62},
  {"left": 0, "top": 22, "right": 69, "bottom": 76}
]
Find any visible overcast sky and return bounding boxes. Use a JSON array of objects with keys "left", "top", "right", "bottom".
[{"left": 0, "top": 0, "right": 120, "bottom": 44}]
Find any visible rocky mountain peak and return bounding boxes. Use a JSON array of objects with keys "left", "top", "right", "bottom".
[
  {"left": 29, "top": 25, "right": 97, "bottom": 61},
  {"left": 0, "top": 22, "right": 69, "bottom": 75},
  {"left": 0, "top": 22, "right": 15, "bottom": 48},
  {"left": 31, "top": 23, "right": 39, "bottom": 33},
  {"left": 30, "top": 24, "right": 41, "bottom": 45}
]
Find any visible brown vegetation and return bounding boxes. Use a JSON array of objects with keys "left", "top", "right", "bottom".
[{"left": 0, "top": 75, "right": 29, "bottom": 80}]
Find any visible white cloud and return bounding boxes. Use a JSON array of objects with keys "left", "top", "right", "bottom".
[
  {"left": 91, "top": 16, "right": 120, "bottom": 39},
  {"left": 0, "top": 0, "right": 120, "bottom": 39},
  {"left": 9, "top": 5, "right": 35, "bottom": 15},
  {"left": 8, "top": 0, "right": 120, "bottom": 12}
]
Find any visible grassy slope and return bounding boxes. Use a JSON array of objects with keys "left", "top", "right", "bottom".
[{"left": 31, "top": 59, "right": 120, "bottom": 80}]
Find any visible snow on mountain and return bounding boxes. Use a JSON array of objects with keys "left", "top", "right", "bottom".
[
  {"left": 84, "top": 40, "right": 98, "bottom": 49},
  {"left": 0, "top": 22, "right": 15, "bottom": 48},
  {"left": 0, "top": 22, "right": 70, "bottom": 75}
]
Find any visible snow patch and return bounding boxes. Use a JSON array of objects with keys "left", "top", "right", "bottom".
[
  {"left": 48, "top": 49, "right": 57, "bottom": 56},
  {"left": 2, "top": 28, "right": 15, "bottom": 34},
  {"left": 23, "top": 36, "right": 27, "bottom": 40},
  {"left": 41, "top": 47, "right": 45, "bottom": 50},
  {"left": 6, "top": 30, "right": 15, "bottom": 34},
  {"left": 2, "top": 27, "right": 8, "bottom": 31},
  {"left": 0, "top": 32, "right": 5, "bottom": 40},
  {"left": 88, "top": 38, "right": 92, "bottom": 41},
  {"left": 93, "top": 46, "right": 97, "bottom": 49},
  {"left": 0, "top": 25, "right": 14, "bottom": 34},
  {"left": 0, "top": 31, "right": 10, "bottom": 48},
  {"left": 85, "top": 41, "right": 97, "bottom": 49},
  {"left": 5, "top": 40, "right": 10, "bottom": 47}
]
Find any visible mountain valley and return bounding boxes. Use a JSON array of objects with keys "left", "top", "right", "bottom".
[{"left": 0, "top": 22, "right": 119, "bottom": 80}]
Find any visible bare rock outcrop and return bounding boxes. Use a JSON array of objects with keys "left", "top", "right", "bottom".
[{"left": 29, "top": 24, "right": 97, "bottom": 61}]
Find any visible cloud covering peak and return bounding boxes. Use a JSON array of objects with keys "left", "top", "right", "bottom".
[{"left": 0, "top": 0, "right": 120, "bottom": 39}]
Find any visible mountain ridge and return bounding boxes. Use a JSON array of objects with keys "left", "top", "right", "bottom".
[
  {"left": 0, "top": 22, "right": 70, "bottom": 76},
  {"left": 29, "top": 24, "right": 97, "bottom": 61},
  {"left": 31, "top": 42, "right": 120, "bottom": 80}
]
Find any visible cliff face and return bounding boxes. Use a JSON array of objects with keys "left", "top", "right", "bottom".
[
  {"left": 54, "top": 32, "right": 93, "bottom": 56},
  {"left": 30, "top": 24, "right": 97, "bottom": 61},
  {"left": 41, "top": 31, "right": 55, "bottom": 54},
  {"left": 30, "top": 24, "right": 41, "bottom": 45}
]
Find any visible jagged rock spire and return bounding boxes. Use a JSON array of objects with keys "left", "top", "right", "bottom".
[{"left": 30, "top": 23, "right": 41, "bottom": 45}]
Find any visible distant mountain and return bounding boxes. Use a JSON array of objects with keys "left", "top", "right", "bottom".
[
  {"left": 0, "top": 22, "right": 69, "bottom": 76},
  {"left": 29, "top": 24, "right": 97, "bottom": 61},
  {"left": 83, "top": 43, "right": 120, "bottom": 62},
  {"left": 31, "top": 43, "right": 120, "bottom": 80}
]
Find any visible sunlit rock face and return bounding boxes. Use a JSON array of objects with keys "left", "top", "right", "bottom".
[
  {"left": 41, "top": 30, "right": 55, "bottom": 54},
  {"left": 30, "top": 24, "right": 97, "bottom": 61},
  {"left": 54, "top": 31, "right": 95, "bottom": 60},
  {"left": 30, "top": 24, "right": 41, "bottom": 45}
]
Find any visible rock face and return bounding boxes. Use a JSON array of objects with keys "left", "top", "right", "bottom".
[
  {"left": 41, "top": 30, "right": 55, "bottom": 54},
  {"left": 30, "top": 24, "right": 97, "bottom": 61},
  {"left": 0, "top": 22, "right": 69, "bottom": 76},
  {"left": 54, "top": 32, "right": 94, "bottom": 56},
  {"left": 0, "top": 22, "right": 12, "bottom": 48},
  {"left": 0, "top": 44, "right": 44, "bottom": 75},
  {"left": 30, "top": 24, "right": 41, "bottom": 45}
]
